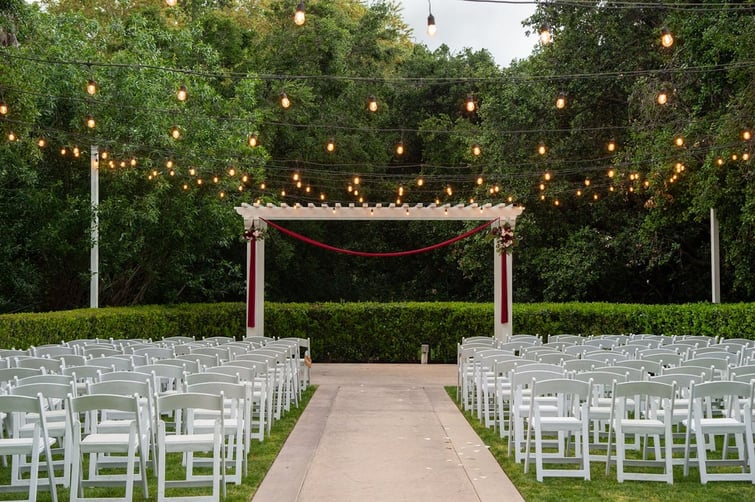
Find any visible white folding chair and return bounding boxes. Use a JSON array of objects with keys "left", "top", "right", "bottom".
[
  {"left": 524, "top": 378, "right": 591, "bottom": 481},
  {"left": 0, "top": 394, "right": 58, "bottom": 502},
  {"left": 683, "top": 380, "right": 755, "bottom": 484},
  {"left": 156, "top": 392, "right": 225, "bottom": 502},
  {"left": 606, "top": 380, "right": 676, "bottom": 484},
  {"left": 68, "top": 393, "right": 148, "bottom": 502}
]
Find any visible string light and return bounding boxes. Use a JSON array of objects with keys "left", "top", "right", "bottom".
[
  {"left": 607, "top": 168, "right": 615, "bottom": 178},
  {"left": 465, "top": 94, "right": 476, "bottom": 113},
  {"left": 368, "top": 95, "right": 378, "bottom": 112},
  {"left": 7, "top": 131, "right": 17, "bottom": 142},
  {"left": 606, "top": 139, "right": 616, "bottom": 152},
  {"left": 584, "top": 178, "right": 591, "bottom": 186},
  {"left": 326, "top": 137, "right": 336, "bottom": 153},
  {"left": 280, "top": 91, "right": 291, "bottom": 109},
  {"left": 476, "top": 176, "right": 483, "bottom": 185},
  {"left": 165, "top": 0, "right": 177, "bottom": 7},
  {"left": 73, "top": 146, "right": 80, "bottom": 157},
  {"left": 86, "top": 78, "right": 97, "bottom": 96},
  {"left": 170, "top": 124, "right": 181, "bottom": 139},
  {"left": 471, "top": 143, "right": 481, "bottom": 156},
  {"left": 294, "top": 2, "right": 306, "bottom": 26},
  {"left": 656, "top": 89, "right": 668, "bottom": 105},
  {"left": 539, "top": 25, "right": 552, "bottom": 45},
  {"left": 395, "top": 141, "right": 405, "bottom": 156},
  {"left": 555, "top": 92, "right": 567, "bottom": 109},
  {"left": 417, "top": 177, "right": 424, "bottom": 187},
  {"left": 247, "top": 133, "right": 258, "bottom": 147},
  {"left": 537, "top": 142, "right": 547, "bottom": 155},
  {"left": 427, "top": 1, "right": 437, "bottom": 37},
  {"left": 544, "top": 171, "right": 551, "bottom": 181},
  {"left": 86, "top": 114, "right": 96, "bottom": 129},
  {"left": 353, "top": 175, "right": 360, "bottom": 185},
  {"left": 660, "top": 27, "right": 674, "bottom": 48},
  {"left": 0, "top": 101, "right": 8, "bottom": 115},
  {"left": 744, "top": 130, "right": 752, "bottom": 141},
  {"left": 228, "top": 167, "right": 236, "bottom": 176},
  {"left": 37, "top": 137, "right": 46, "bottom": 148},
  {"left": 177, "top": 84, "right": 188, "bottom": 102}
]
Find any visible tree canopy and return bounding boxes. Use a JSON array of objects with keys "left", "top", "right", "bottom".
[{"left": 0, "top": 0, "right": 753, "bottom": 312}]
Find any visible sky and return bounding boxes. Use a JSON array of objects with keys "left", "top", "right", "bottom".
[{"left": 391, "top": 0, "right": 538, "bottom": 67}]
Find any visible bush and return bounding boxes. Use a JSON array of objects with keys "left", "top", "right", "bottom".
[{"left": 0, "top": 302, "right": 753, "bottom": 363}]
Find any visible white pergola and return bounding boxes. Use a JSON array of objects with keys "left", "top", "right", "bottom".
[{"left": 235, "top": 202, "right": 525, "bottom": 341}]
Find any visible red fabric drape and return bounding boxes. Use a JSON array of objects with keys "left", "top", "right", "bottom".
[
  {"left": 261, "top": 218, "right": 497, "bottom": 258},
  {"left": 247, "top": 241, "right": 256, "bottom": 328}
]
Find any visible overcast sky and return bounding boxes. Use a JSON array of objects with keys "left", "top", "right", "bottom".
[{"left": 391, "top": 0, "right": 538, "bottom": 67}]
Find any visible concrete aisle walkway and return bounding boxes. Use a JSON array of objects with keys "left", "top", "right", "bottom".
[{"left": 252, "top": 364, "right": 524, "bottom": 502}]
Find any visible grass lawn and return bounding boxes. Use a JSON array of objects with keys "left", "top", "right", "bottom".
[
  {"left": 0, "top": 386, "right": 315, "bottom": 501},
  {"left": 447, "top": 387, "right": 755, "bottom": 502}
]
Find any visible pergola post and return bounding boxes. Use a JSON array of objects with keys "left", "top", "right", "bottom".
[
  {"left": 493, "top": 228, "right": 513, "bottom": 342},
  {"left": 245, "top": 219, "right": 267, "bottom": 337}
]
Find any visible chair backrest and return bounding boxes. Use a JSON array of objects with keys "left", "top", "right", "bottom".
[
  {"left": 63, "top": 365, "right": 112, "bottom": 380},
  {"left": 562, "top": 359, "right": 597, "bottom": 373},
  {"left": 661, "top": 365, "right": 712, "bottom": 381},
  {"left": 612, "top": 380, "right": 676, "bottom": 422},
  {"left": 650, "top": 372, "right": 706, "bottom": 392},
  {"left": 546, "top": 334, "right": 583, "bottom": 345},
  {"left": 683, "top": 357, "right": 732, "bottom": 374},
  {"left": 31, "top": 345, "right": 77, "bottom": 358},
  {"left": 573, "top": 370, "right": 627, "bottom": 387},
  {"left": 510, "top": 369, "right": 565, "bottom": 393},
  {"left": 582, "top": 351, "right": 630, "bottom": 365},
  {"left": 10, "top": 381, "right": 76, "bottom": 402},
  {"left": 185, "top": 372, "right": 239, "bottom": 386},
  {"left": 57, "top": 354, "right": 88, "bottom": 367},
  {"left": 157, "top": 392, "right": 224, "bottom": 419},
  {"left": 13, "top": 374, "right": 74, "bottom": 388},
  {"left": 513, "top": 362, "right": 564, "bottom": 374},
  {"left": 132, "top": 346, "right": 175, "bottom": 362},
  {"left": 155, "top": 358, "right": 201, "bottom": 374},
  {"left": 205, "top": 365, "right": 256, "bottom": 382},
  {"left": 99, "top": 370, "right": 152, "bottom": 384},
  {"left": 689, "top": 380, "right": 754, "bottom": 419},
  {"left": 0, "top": 367, "right": 44, "bottom": 388},
  {"left": 176, "top": 352, "right": 220, "bottom": 369},
  {"left": 88, "top": 379, "right": 152, "bottom": 399},
  {"left": 83, "top": 346, "right": 122, "bottom": 358},
  {"left": 536, "top": 352, "right": 577, "bottom": 365},
  {"left": 87, "top": 356, "right": 132, "bottom": 371},
  {"left": 68, "top": 393, "right": 142, "bottom": 429},
  {"left": 13, "top": 357, "right": 62, "bottom": 374},
  {"left": 531, "top": 378, "right": 591, "bottom": 413}
]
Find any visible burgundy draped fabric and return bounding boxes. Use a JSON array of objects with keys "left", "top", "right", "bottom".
[{"left": 261, "top": 218, "right": 496, "bottom": 257}]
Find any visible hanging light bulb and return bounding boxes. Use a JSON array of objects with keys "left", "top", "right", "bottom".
[
  {"left": 294, "top": 2, "right": 306, "bottom": 26},
  {"left": 189, "top": 167, "right": 196, "bottom": 176},
  {"left": 584, "top": 178, "right": 591, "bottom": 186},
  {"left": 544, "top": 171, "right": 551, "bottom": 181},
  {"left": 656, "top": 90, "right": 668, "bottom": 105},
  {"left": 37, "top": 137, "right": 46, "bottom": 148},
  {"left": 86, "top": 114, "right": 96, "bottom": 129},
  {"left": 465, "top": 94, "right": 476, "bottom": 113},
  {"left": 60, "top": 147, "right": 67, "bottom": 156},
  {"left": 743, "top": 130, "right": 752, "bottom": 141},
  {"left": 476, "top": 176, "right": 484, "bottom": 185},
  {"left": 260, "top": 182, "right": 266, "bottom": 190},
  {"left": 130, "top": 158, "right": 137, "bottom": 167},
  {"left": 0, "top": 101, "right": 8, "bottom": 115},
  {"left": 537, "top": 143, "right": 547, "bottom": 155},
  {"left": 446, "top": 185, "right": 453, "bottom": 196},
  {"left": 73, "top": 146, "right": 80, "bottom": 157},
  {"left": 607, "top": 139, "right": 616, "bottom": 152},
  {"left": 280, "top": 91, "right": 291, "bottom": 109},
  {"left": 427, "top": 1, "right": 437, "bottom": 36},
  {"left": 398, "top": 185, "right": 404, "bottom": 196},
  {"left": 395, "top": 141, "right": 405, "bottom": 156},
  {"left": 7, "top": 131, "right": 17, "bottom": 142},
  {"left": 101, "top": 151, "right": 108, "bottom": 159},
  {"left": 607, "top": 168, "right": 615, "bottom": 178},
  {"left": 326, "top": 138, "right": 335, "bottom": 153},
  {"left": 165, "top": 0, "right": 177, "bottom": 6},
  {"left": 353, "top": 175, "right": 360, "bottom": 185},
  {"left": 171, "top": 125, "right": 181, "bottom": 139},
  {"left": 539, "top": 25, "right": 552, "bottom": 45},
  {"left": 368, "top": 95, "right": 378, "bottom": 112},
  {"left": 177, "top": 84, "right": 188, "bottom": 102},
  {"left": 660, "top": 27, "right": 674, "bottom": 48},
  {"left": 86, "top": 79, "right": 97, "bottom": 96},
  {"left": 674, "top": 135, "right": 684, "bottom": 147},
  {"left": 472, "top": 143, "right": 481, "bottom": 156},
  {"left": 166, "top": 160, "right": 174, "bottom": 169},
  {"left": 555, "top": 92, "right": 567, "bottom": 109},
  {"left": 292, "top": 172, "right": 300, "bottom": 182},
  {"left": 247, "top": 133, "right": 258, "bottom": 147},
  {"left": 417, "top": 177, "right": 424, "bottom": 187},
  {"left": 228, "top": 167, "right": 236, "bottom": 177}
]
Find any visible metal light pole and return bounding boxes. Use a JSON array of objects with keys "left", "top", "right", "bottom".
[{"left": 90, "top": 145, "right": 99, "bottom": 308}]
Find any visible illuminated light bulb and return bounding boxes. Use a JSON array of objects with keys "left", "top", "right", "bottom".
[
  {"left": 228, "top": 168, "right": 236, "bottom": 176},
  {"left": 469, "top": 198, "right": 475, "bottom": 204},
  {"left": 73, "top": 146, "right": 80, "bottom": 157},
  {"left": 465, "top": 94, "right": 476, "bottom": 113},
  {"left": 7, "top": 131, "right": 16, "bottom": 142},
  {"left": 86, "top": 79, "right": 97, "bottom": 96},
  {"left": 716, "top": 157, "right": 724, "bottom": 166},
  {"left": 607, "top": 139, "right": 616, "bottom": 152},
  {"left": 494, "top": 185, "right": 500, "bottom": 193},
  {"left": 100, "top": 151, "right": 108, "bottom": 159},
  {"left": 86, "top": 115, "right": 96, "bottom": 129},
  {"left": 165, "top": 0, "right": 177, "bottom": 6},
  {"left": 537, "top": 143, "right": 546, "bottom": 155},
  {"left": 305, "top": 185, "right": 311, "bottom": 193},
  {"left": 197, "top": 178, "right": 203, "bottom": 185},
  {"left": 296, "top": 180, "right": 302, "bottom": 188},
  {"left": 446, "top": 186, "right": 453, "bottom": 196},
  {"left": 555, "top": 92, "right": 566, "bottom": 109},
  {"left": 398, "top": 185, "right": 404, "bottom": 196},
  {"left": 396, "top": 198, "right": 402, "bottom": 205},
  {"left": 539, "top": 183, "right": 545, "bottom": 191},
  {"left": 476, "top": 176, "right": 484, "bottom": 185},
  {"left": 554, "top": 200, "right": 560, "bottom": 206},
  {"left": 326, "top": 138, "right": 336, "bottom": 153},
  {"left": 507, "top": 195, "right": 513, "bottom": 202},
  {"left": 260, "top": 182, "right": 266, "bottom": 190},
  {"left": 660, "top": 27, "right": 674, "bottom": 48},
  {"left": 242, "top": 175, "right": 248, "bottom": 183},
  {"left": 353, "top": 175, "right": 360, "bottom": 185},
  {"left": 292, "top": 172, "right": 300, "bottom": 182},
  {"left": 320, "top": 193, "right": 326, "bottom": 200},
  {"left": 576, "top": 189, "right": 582, "bottom": 196},
  {"left": 674, "top": 135, "right": 684, "bottom": 147},
  {"left": 539, "top": 25, "right": 552, "bottom": 45},
  {"left": 247, "top": 133, "right": 258, "bottom": 147},
  {"left": 742, "top": 152, "right": 750, "bottom": 161},
  {"left": 472, "top": 144, "right": 481, "bottom": 156},
  {"left": 347, "top": 184, "right": 353, "bottom": 193},
  {"left": 177, "top": 84, "right": 188, "bottom": 102},
  {"left": 437, "top": 199, "right": 442, "bottom": 205},
  {"left": 353, "top": 189, "right": 359, "bottom": 196},
  {"left": 368, "top": 95, "right": 378, "bottom": 112},
  {"left": 607, "top": 168, "right": 615, "bottom": 178},
  {"left": 593, "top": 194, "right": 599, "bottom": 200},
  {"left": 489, "top": 187, "right": 495, "bottom": 194},
  {"left": 37, "top": 138, "right": 46, "bottom": 148},
  {"left": 644, "top": 181, "right": 650, "bottom": 188},
  {"left": 219, "top": 191, "right": 225, "bottom": 198},
  {"left": 417, "top": 177, "right": 424, "bottom": 187},
  {"left": 544, "top": 172, "right": 551, "bottom": 181},
  {"left": 395, "top": 141, "right": 405, "bottom": 155},
  {"left": 281, "top": 189, "right": 286, "bottom": 196},
  {"left": 358, "top": 197, "right": 364, "bottom": 203},
  {"left": 130, "top": 158, "right": 137, "bottom": 167},
  {"left": 540, "top": 194, "right": 546, "bottom": 201},
  {"left": 120, "top": 161, "right": 126, "bottom": 168},
  {"left": 584, "top": 178, "right": 591, "bottom": 186},
  {"left": 152, "top": 170, "right": 158, "bottom": 177},
  {"left": 280, "top": 91, "right": 291, "bottom": 109},
  {"left": 108, "top": 160, "right": 115, "bottom": 168},
  {"left": 238, "top": 185, "right": 243, "bottom": 191},
  {"left": 427, "top": 12, "right": 436, "bottom": 36},
  {"left": 743, "top": 130, "right": 752, "bottom": 141},
  {"left": 170, "top": 125, "right": 181, "bottom": 139},
  {"left": 629, "top": 186, "right": 635, "bottom": 192},
  {"left": 60, "top": 147, "right": 67, "bottom": 156},
  {"left": 0, "top": 101, "right": 8, "bottom": 115},
  {"left": 731, "top": 154, "right": 738, "bottom": 161},
  {"left": 294, "top": 2, "right": 306, "bottom": 26},
  {"left": 609, "top": 186, "right": 615, "bottom": 192},
  {"left": 656, "top": 91, "right": 668, "bottom": 105},
  {"left": 166, "top": 160, "right": 174, "bottom": 169},
  {"left": 148, "top": 174, "right": 153, "bottom": 180},
  {"left": 169, "top": 169, "right": 175, "bottom": 176},
  {"left": 213, "top": 176, "right": 219, "bottom": 184},
  {"left": 183, "top": 184, "right": 189, "bottom": 190}
]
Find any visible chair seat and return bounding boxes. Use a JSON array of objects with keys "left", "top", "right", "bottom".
[
  {"left": 163, "top": 433, "right": 216, "bottom": 452},
  {"left": 619, "top": 418, "right": 665, "bottom": 433},
  {"left": 694, "top": 417, "right": 746, "bottom": 433},
  {"left": 537, "top": 416, "right": 582, "bottom": 431},
  {"left": 80, "top": 433, "right": 136, "bottom": 451},
  {"left": 0, "top": 437, "right": 55, "bottom": 455}
]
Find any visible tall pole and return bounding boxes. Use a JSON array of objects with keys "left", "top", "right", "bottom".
[
  {"left": 710, "top": 208, "right": 721, "bottom": 304},
  {"left": 90, "top": 145, "right": 99, "bottom": 308}
]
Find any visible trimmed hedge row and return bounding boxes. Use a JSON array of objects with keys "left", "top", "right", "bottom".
[{"left": 0, "top": 302, "right": 753, "bottom": 363}]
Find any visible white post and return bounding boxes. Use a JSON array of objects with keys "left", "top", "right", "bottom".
[
  {"left": 493, "top": 232, "right": 513, "bottom": 342},
  {"left": 245, "top": 219, "right": 267, "bottom": 337},
  {"left": 710, "top": 208, "right": 721, "bottom": 303},
  {"left": 90, "top": 145, "right": 99, "bottom": 308}
]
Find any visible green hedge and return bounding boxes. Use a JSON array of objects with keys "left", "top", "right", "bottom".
[{"left": 1, "top": 302, "right": 753, "bottom": 363}]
